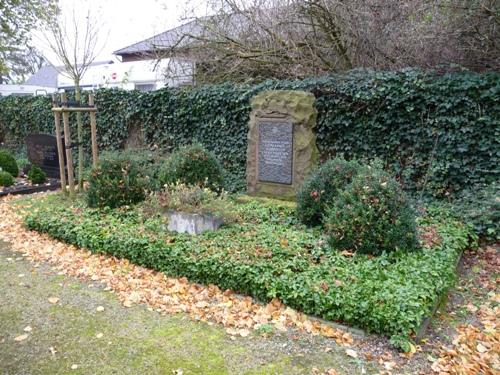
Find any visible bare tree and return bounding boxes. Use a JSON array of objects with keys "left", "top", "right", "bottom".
[
  {"left": 40, "top": 5, "right": 105, "bottom": 189},
  {"left": 160, "top": 0, "right": 499, "bottom": 83}
]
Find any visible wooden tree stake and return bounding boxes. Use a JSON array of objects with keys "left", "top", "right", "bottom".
[
  {"left": 61, "top": 93, "right": 75, "bottom": 197},
  {"left": 88, "top": 93, "right": 98, "bottom": 166},
  {"left": 53, "top": 110, "right": 67, "bottom": 193}
]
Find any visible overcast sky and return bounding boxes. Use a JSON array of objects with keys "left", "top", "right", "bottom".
[{"left": 36, "top": 0, "right": 207, "bottom": 64}]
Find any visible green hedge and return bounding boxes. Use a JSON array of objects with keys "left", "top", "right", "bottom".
[
  {"left": 1, "top": 69, "right": 498, "bottom": 194},
  {"left": 23, "top": 194, "right": 473, "bottom": 350}
]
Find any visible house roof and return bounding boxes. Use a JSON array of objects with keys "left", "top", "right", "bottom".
[
  {"left": 113, "top": 19, "right": 205, "bottom": 57},
  {"left": 25, "top": 65, "right": 59, "bottom": 87},
  {"left": 25, "top": 61, "right": 114, "bottom": 88}
]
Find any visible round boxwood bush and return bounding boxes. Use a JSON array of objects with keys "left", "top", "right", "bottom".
[
  {"left": 0, "top": 171, "right": 14, "bottom": 187},
  {"left": 0, "top": 149, "right": 19, "bottom": 177},
  {"left": 28, "top": 165, "right": 47, "bottom": 184},
  {"left": 159, "top": 144, "right": 223, "bottom": 190},
  {"left": 296, "top": 157, "right": 362, "bottom": 226},
  {"left": 324, "top": 163, "right": 418, "bottom": 255},
  {"left": 86, "top": 159, "right": 147, "bottom": 208}
]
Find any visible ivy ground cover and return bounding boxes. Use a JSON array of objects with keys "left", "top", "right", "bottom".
[{"left": 22, "top": 194, "right": 473, "bottom": 350}]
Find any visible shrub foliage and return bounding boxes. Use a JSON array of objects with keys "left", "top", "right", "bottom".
[
  {"left": 0, "top": 170, "right": 14, "bottom": 186},
  {"left": 324, "top": 163, "right": 419, "bottom": 255},
  {"left": 0, "top": 149, "right": 19, "bottom": 177},
  {"left": 86, "top": 159, "right": 146, "bottom": 208},
  {"left": 27, "top": 165, "right": 47, "bottom": 184},
  {"left": 159, "top": 144, "right": 223, "bottom": 190},
  {"left": 296, "top": 157, "right": 361, "bottom": 226},
  {"left": 0, "top": 69, "right": 498, "bottom": 194}
]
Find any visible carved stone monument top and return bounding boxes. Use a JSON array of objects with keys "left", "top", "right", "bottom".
[{"left": 246, "top": 90, "right": 318, "bottom": 199}]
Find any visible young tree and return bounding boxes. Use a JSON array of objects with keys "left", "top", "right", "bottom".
[
  {"left": 41, "top": 5, "right": 105, "bottom": 189},
  {"left": 0, "top": 0, "right": 57, "bottom": 83}
]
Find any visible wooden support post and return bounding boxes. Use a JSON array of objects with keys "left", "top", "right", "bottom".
[
  {"left": 88, "top": 93, "right": 98, "bottom": 166},
  {"left": 61, "top": 93, "right": 75, "bottom": 197},
  {"left": 53, "top": 109, "right": 67, "bottom": 193}
]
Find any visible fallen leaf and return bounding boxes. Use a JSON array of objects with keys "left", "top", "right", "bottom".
[
  {"left": 71, "top": 364, "right": 78, "bottom": 370},
  {"left": 96, "top": 306, "right": 104, "bottom": 312},
  {"left": 96, "top": 332, "right": 104, "bottom": 339},
  {"left": 239, "top": 329, "right": 250, "bottom": 337},
  {"left": 23, "top": 326, "right": 32, "bottom": 332},
  {"left": 14, "top": 334, "right": 28, "bottom": 342},
  {"left": 48, "top": 297, "right": 59, "bottom": 304},
  {"left": 49, "top": 346, "right": 57, "bottom": 356},
  {"left": 346, "top": 349, "right": 358, "bottom": 358}
]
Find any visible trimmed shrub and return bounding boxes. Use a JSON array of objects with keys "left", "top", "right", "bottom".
[
  {"left": 27, "top": 165, "right": 47, "bottom": 184},
  {"left": 98, "top": 148, "right": 168, "bottom": 190},
  {"left": 0, "top": 171, "right": 14, "bottom": 187},
  {"left": 86, "top": 159, "right": 147, "bottom": 208},
  {"left": 0, "top": 149, "right": 19, "bottom": 177},
  {"left": 159, "top": 144, "right": 223, "bottom": 190},
  {"left": 324, "top": 163, "right": 419, "bottom": 255},
  {"left": 296, "top": 158, "right": 362, "bottom": 226}
]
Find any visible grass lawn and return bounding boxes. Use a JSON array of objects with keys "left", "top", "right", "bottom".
[{"left": 19, "top": 193, "right": 473, "bottom": 350}]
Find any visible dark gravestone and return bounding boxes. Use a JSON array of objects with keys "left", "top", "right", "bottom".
[
  {"left": 258, "top": 121, "right": 293, "bottom": 185},
  {"left": 25, "top": 134, "right": 64, "bottom": 178}
]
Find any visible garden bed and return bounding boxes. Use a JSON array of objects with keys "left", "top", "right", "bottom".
[
  {"left": 0, "top": 176, "right": 60, "bottom": 197},
  {"left": 20, "top": 194, "right": 473, "bottom": 350}
]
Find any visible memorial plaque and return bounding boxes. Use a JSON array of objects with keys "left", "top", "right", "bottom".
[
  {"left": 25, "top": 134, "right": 64, "bottom": 178},
  {"left": 257, "top": 121, "right": 293, "bottom": 185}
]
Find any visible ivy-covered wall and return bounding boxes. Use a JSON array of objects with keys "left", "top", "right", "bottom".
[{"left": 1, "top": 69, "right": 498, "bottom": 195}]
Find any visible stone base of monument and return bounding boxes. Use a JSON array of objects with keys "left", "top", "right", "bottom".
[{"left": 166, "top": 211, "right": 224, "bottom": 235}]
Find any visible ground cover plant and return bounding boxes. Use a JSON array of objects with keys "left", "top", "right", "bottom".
[{"left": 22, "top": 193, "right": 474, "bottom": 351}]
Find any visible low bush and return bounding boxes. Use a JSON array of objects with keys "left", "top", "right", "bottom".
[
  {"left": 86, "top": 159, "right": 147, "bottom": 208},
  {"left": 98, "top": 148, "right": 168, "bottom": 190},
  {"left": 296, "top": 158, "right": 362, "bottom": 226},
  {"left": 23, "top": 194, "right": 472, "bottom": 351},
  {"left": 0, "top": 149, "right": 19, "bottom": 177},
  {"left": 0, "top": 170, "right": 14, "bottom": 186},
  {"left": 27, "top": 165, "right": 47, "bottom": 184},
  {"left": 452, "top": 182, "right": 499, "bottom": 243},
  {"left": 324, "top": 163, "right": 419, "bottom": 255},
  {"left": 159, "top": 144, "right": 223, "bottom": 190}
]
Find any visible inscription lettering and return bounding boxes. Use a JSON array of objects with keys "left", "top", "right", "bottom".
[{"left": 258, "top": 121, "right": 293, "bottom": 185}]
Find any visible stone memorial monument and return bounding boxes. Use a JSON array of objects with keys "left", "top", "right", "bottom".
[
  {"left": 246, "top": 90, "right": 318, "bottom": 199},
  {"left": 25, "top": 134, "right": 65, "bottom": 178}
]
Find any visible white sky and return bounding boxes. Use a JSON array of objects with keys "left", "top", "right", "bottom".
[{"left": 36, "top": 0, "right": 207, "bottom": 64}]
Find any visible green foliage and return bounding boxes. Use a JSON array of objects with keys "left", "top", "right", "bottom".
[
  {"left": 86, "top": 159, "right": 147, "bottom": 208},
  {"left": 98, "top": 148, "right": 168, "bottom": 190},
  {"left": 296, "top": 157, "right": 362, "bottom": 226},
  {"left": 453, "top": 183, "right": 499, "bottom": 243},
  {"left": 23, "top": 194, "right": 473, "bottom": 351},
  {"left": 0, "top": 149, "right": 19, "bottom": 177},
  {"left": 0, "top": 69, "right": 498, "bottom": 195},
  {"left": 324, "top": 163, "right": 419, "bottom": 255},
  {"left": 0, "top": 170, "right": 14, "bottom": 186},
  {"left": 27, "top": 165, "right": 46, "bottom": 184},
  {"left": 159, "top": 144, "right": 223, "bottom": 190}
]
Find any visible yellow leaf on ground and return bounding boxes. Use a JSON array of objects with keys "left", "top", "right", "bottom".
[
  {"left": 48, "top": 297, "right": 59, "bottom": 304},
  {"left": 14, "top": 334, "right": 28, "bottom": 342},
  {"left": 96, "top": 306, "right": 104, "bottom": 312}
]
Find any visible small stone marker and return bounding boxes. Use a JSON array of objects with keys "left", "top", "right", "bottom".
[
  {"left": 246, "top": 90, "right": 318, "bottom": 198},
  {"left": 25, "top": 134, "right": 64, "bottom": 178}
]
